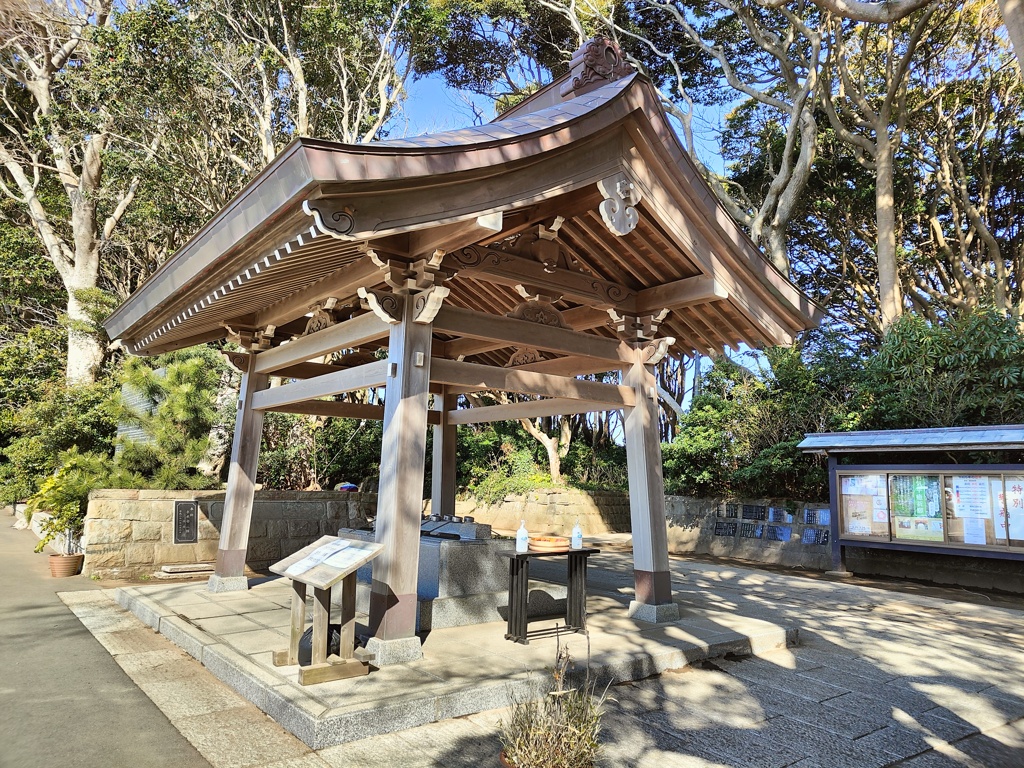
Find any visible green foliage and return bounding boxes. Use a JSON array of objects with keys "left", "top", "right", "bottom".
[
  {"left": 862, "top": 309, "right": 1024, "bottom": 428},
  {"left": 27, "top": 448, "right": 142, "bottom": 554},
  {"left": 113, "top": 347, "right": 227, "bottom": 490},
  {"left": 467, "top": 440, "right": 553, "bottom": 503},
  {"left": 663, "top": 328, "right": 863, "bottom": 501},
  {"left": 0, "top": 380, "right": 118, "bottom": 505}
]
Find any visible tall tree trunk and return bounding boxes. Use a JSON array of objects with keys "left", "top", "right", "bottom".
[
  {"left": 875, "top": 141, "right": 903, "bottom": 329},
  {"left": 996, "top": 0, "right": 1023, "bottom": 68}
]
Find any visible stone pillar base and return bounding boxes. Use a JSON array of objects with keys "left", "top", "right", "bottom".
[
  {"left": 364, "top": 636, "right": 422, "bottom": 666},
  {"left": 207, "top": 574, "right": 249, "bottom": 593},
  {"left": 627, "top": 600, "right": 679, "bottom": 624}
]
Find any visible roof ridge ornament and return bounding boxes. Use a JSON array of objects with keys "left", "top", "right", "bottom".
[{"left": 560, "top": 36, "right": 635, "bottom": 100}]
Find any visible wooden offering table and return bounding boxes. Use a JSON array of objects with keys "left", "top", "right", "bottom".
[
  {"left": 501, "top": 547, "right": 600, "bottom": 644},
  {"left": 270, "top": 535, "right": 383, "bottom": 685}
]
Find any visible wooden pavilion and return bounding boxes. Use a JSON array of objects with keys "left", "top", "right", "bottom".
[{"left": 104, "top": 37, "right": 820, "bottom": 664}]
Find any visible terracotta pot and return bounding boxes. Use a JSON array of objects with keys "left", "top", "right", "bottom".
[
  {"left": 49, "top": 553, "right": 84, "bottom": 578},
  {"left": 499, "top": 751, "right": 513, "bottom": 768}
]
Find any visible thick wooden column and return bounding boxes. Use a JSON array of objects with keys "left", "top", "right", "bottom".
[
  {"left": 209, "top": 353, "right": 269, "bottom": 592},
  {"left": 623, "top": 348, "right": 679, "bottom": 622},
  {"left": 431, "top": 387, "right": 458, "bottom": 518},
  {"left": 366, "top": 295, "right": 433, "bottom": 664}
]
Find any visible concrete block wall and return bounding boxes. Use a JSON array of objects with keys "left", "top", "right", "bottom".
[{"left": 83, "top": 489, "right": 376, "bottom": 579}]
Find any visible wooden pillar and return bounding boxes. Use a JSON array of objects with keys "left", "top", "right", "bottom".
[
  {"left": 623, "top": 348, "right": 679, "bottom": 622},
  {"left": 209, "top": 353, "right": 269, "bottom": 592},
  {"left": 366, "top": 295, "right": 433, "bottom": 664},
  {"left": 431, "top": 387, "right": 458, "bottom": 518}
]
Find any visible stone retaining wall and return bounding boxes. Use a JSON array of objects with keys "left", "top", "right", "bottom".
[
  {"left": 83, "top": 490, "right": 376, "bottom": 579},
  {"left": 662, "top": 496, "right": 833, "bottom": 570},
  {"left": 440, "top": 488, "right": 632, "bottom": 536}
]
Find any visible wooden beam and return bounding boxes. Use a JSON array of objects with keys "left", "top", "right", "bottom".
[
  {"left": 252, "top": 256, "right": 382, "bottom": 329},
  {"left": 430, "top": 358, "right": 635, "bottom": 405},
  {"left": 444, "top": 245, "right": 637, "bottom": 311},
  {"left": 251, "top": 360, "right": 389, "bottom": 411},
  {"left": 443, "top": 304, "right": 613, "bottom": 360},
  {"left": 432, "top": 305, "right": 630, "bottom": 364},
  {"left": 447, "top": 397, "right": 617, "bottom": 425},
  {"left": 254, "top": 312, "right": 390, "bottom": 375},
  {"left": 634, "top": 275, "right": 728, "bottom": 315},
  {"left": 511, "top": 355, "right": 624, "bottom": 377},
  {"left": 265, "top": 399, "right": 441, "bottom": 424}
]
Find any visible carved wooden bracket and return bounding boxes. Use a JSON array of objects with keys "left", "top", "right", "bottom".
[
  {"left": 303, "top": 199, "right": 358, "bottom": 239},
  {"left": 357, "top": 287, "right": 403, "bottom": 324},
  {"left": 640, "top": 337, "right": 675, "bottom": 366},
  {"left": 559, "top": 36, "right": 635, "bottom": 99},
  {"left": 222, "top": 351, "right": 251, "bottom": 372},
  {"left": 506, "top": 347, "right": 545, "bottom": 367},
  {"left": 303, "top": 303, "right": 336, "bottom": 336},
  {"left": 221, "top": 323, "right": 275, "bottom": 351},
  {"left": 597, "top": 173, "right": 641, "bottom": 236},
  {"left": 608, "top": 308, "right": 669, "bottom": 341},
  {"left": 412, "top": 285, "right": 451, "bottom": 324}
]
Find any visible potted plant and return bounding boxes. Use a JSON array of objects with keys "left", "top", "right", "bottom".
[
  {"left": 498, "top": 643, "right": 609, "bottom": 768},
  {"left": 32, "top": 498, "right": 87, "bottom": 577},
  {"left": 27, "top": 449, "right": 111, "bottom": 577}
]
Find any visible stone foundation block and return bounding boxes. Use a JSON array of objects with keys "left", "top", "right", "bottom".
[{"left": 132, "top": 522, "right": 163, "bottom": 541}]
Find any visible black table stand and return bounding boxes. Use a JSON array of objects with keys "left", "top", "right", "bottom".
[{"left": 502, "top": 547, "right": 600, "bottom": 644}]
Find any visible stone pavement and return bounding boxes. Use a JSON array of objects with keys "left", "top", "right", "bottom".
[
  {"left": 43, "top": 528, "right": 1024, "bottom": 766},
  {"left": 0, "top": 522, "right": 209, "bottom": 768}
]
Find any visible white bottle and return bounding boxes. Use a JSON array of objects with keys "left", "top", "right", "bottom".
[
  {"left": 516, "top": 520, "right": 530, "bottom": 553},
  {"left": 571, "top": 518, "right": 583, "bottom": 550}
]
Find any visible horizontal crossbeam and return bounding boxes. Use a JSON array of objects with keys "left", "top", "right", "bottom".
[
  {"left": 430, "top": 358, "right": 634, "bottom": 406},
  {"left": 251, "top": 360, "right": 389, "bottom": 411},
  {"left": 254, "top": 313, "right": 390, "bottom": 375},
  {"left": 446, "top": 397, "right": 618, "bottom": 425}
]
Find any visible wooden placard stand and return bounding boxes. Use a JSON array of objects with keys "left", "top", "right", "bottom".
[{"left": 269, "top": 535, "right": 383, "bottom": 685}]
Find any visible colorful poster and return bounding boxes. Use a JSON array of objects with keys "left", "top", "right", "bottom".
[
  {"left": 1006, "top": 476, "right": 1024, "bottom": 541},
  {"left": 952, "top": 475, "right": 992, "bottom": 519},
  {"left": 963, "top": 517, "right": 988, "bottom": 546},
  {"left": 842, "top": 474, "right": 883, "bottom": 496},
  {"left": 845, "top": 496, "right": 873, "bottom": 535},
  {"left": 872, "top": 495, "right": 889, "bottom": 522},
  {"left": 893, "top": 515, "right": 944, "bottom": 541},
  {"left": 992, "top": 477, "right": 1008, "bottom": 541},
  {"left": 891, "top": 475, "right": 941, "bottom": 518}
]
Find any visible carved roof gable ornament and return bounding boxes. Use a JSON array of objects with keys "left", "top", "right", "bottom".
[
  {"left": 597, "top": 172, "right": 641, "bottom": 236},
  {"left": 559, "top": 36, "right": 636, "bottom": 100}
]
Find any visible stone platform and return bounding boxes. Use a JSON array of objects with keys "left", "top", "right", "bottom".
[{"left": 114, "top": 574, "right": 798, "bottom": 750}]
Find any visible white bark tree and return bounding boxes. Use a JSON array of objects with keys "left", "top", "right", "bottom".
[{"left": 0, "top": 0, "right": 155, "bottom": 383}]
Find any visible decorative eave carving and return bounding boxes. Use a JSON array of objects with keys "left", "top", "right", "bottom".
[
  {"left": 303, "top": 199, "right": 358, "bottom": 239},
  {"left": 597, "top": 172, "right": 641, "bottom": 236},
  {"left": 559, "top": 36, "right": 635, "bottom": 99}
]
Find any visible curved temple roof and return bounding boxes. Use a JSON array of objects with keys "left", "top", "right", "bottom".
[{"left": 105, "top": 39, "right": 822, "bottom": 368}]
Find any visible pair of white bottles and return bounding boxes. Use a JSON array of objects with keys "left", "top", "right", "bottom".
[{"left": 514, "top": 519, "right": 584, "bottom": 552}]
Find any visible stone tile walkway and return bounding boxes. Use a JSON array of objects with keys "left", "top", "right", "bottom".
[{"left": 61, "top": 545, "right": 1024, "bottom": 767}]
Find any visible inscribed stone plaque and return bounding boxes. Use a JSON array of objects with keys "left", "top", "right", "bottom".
[{"left": 174, "top": 500, "right": 198, "bottom": 544}]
